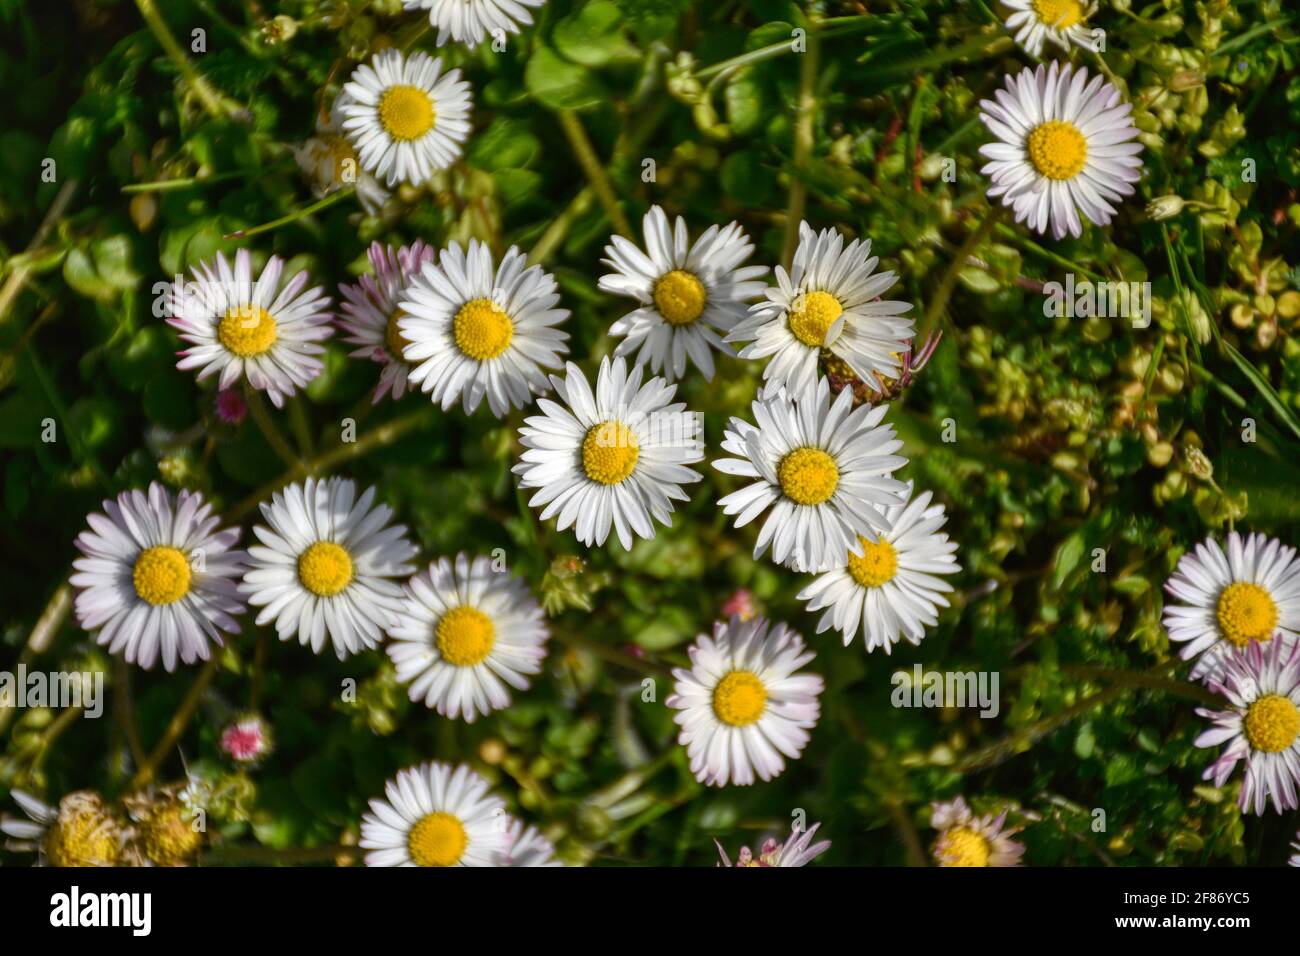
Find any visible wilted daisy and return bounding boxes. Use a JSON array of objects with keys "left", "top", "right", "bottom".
[
  {"left": 714, "top": 377, "right": 908, "bottom": 573},
  {"left": 1195, "top": 639, "right": 1300, "bottom": 815},
  {"left": 1163, "top": 531, "right": 1300, "bottom": 681},
  {"left": 387, "top": 554, "right": 549, "bottom": 722},
  {"left": 294, "top": 95, "right": 391, "bottom": 215},
  {"left": 597, "top": 205, "right": 767, "bottom": 382},
  {"left": 930, "top": 797, "right": 1025, "bottom": 867},
  {"left": 1002, "top": 0, "right": 1101, "bottom": 58},
  {"left": 338, "top": 48, "right": 472, "bottom": 188},
  {"left": 505, "top": 818, "right": 562, "bottom": 867},
  {"left": 240, "top": 477, "right": 418, "bottom": 659},
  {"left": 71, "top": 483, "right": 247, "bottom": 672},
  {"left": 796, "top": 484, "right": 959, "bottom": 653},
  {"left": 400, "top": 239, "right": 570, "bottom": 417},
  {"left": 666, "top": 616, "right": 824, "bottom": 788},
  {"left": 1, "top": 791, "right": 126, "bottom": 867},
  {"left": 360, "top": 762, "right": 508, "bottom": 867},
  {"left": 715, "top": 821, "right": 830, "bottom": 867},
  {"left": 405, "top": 0, "right": 546, "bottom": 49},
  {"left": 168, "top": 249, "right": 333, "bottom": 408},
  {"left": 726, "top": 222, "right": 914, "bottom": 400},
  {"left": 978, "top": 61, "right": 1143, "bottom": 240},
  {"left": 337, "top": 240, "right": 437, "bottom": 403},
  {"left": 514, "top": 356, "right": 704, "bottom": 550}
]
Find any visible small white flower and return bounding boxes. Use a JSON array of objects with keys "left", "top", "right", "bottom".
[
  {"left": 514, "top": 356, "right": 705, "bottom": 550},
  {"left": 713, "top": 377, "right": 908, "bottom": 573},
  {"left": 338, "top": 49, "right": 472, "bottom": 187},
  {"left": 1002, "top": 0, "right": 1101, "bottom": 58},
  {"left": 337, "top": 239, "right": 438, "bottom": 403},
  {"left": 1163, "top": 531, "right": 1300, "bottom": 681},
  {"left": 360, "top": 762, "right": 509, "bottom": 866},
  {"left": 978, "top": 61, "right": 1143, "bottom": 240},
  {"left": 666, "top": 616, "right": 824, "bottom": 787},
  {"left": 797, "top": 484, "right": 959, "bottom": 653},
  {"left": 240, "top": 477, "right": 418, "bottom": 659},
  {"left": 168, "top": 249, "right": 333, "bottom": 408},
  {"left": 726, "top": 222, "right": 914, "bottom": 401},
  {"left": 405, "top": 0, "right": 547, "bottom": 49},
  {"left": 388, "top": 554, "right": 549, "bottom": 722},
  {"left": 598, "top": 205, "right": 767, "bottom": 382},
  {"left": 400, "top": 239, "right": 570, "bottom": 417},
  {"left": 71, "top": 483, "right": 247, "bottom": 671},
  {"left": 505, "top": 818, "right": 562, "bottom": 867}
]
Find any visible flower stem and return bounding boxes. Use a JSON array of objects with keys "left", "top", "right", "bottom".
[
  {"left": 129, "top": 653, "right": 223, "bottom": 791},
  {"left": 556, "top": 111, "right": 633, "bottom": 240},
  {"left": 781, "top": 14, "right": 821, "bottom": 270},
  {"left": 223, "top": 188, "right": 355, "bottom": 241},
  {"left": 919, "top": 206, "right": 1004, "bottom": 338},
  {"left": 243, "top": 380, "right": 303, "bottom": 471},
  {"left": 134, "top": 0, "right": 233, "bottom": 119}
]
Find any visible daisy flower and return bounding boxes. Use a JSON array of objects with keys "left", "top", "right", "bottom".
[
  {"left": 514, "top": 356, "right": 704, "bottom": 550},
  {"left": 294, "top": 93, "right": 391, "bottom": 215},
  {"left": 1002, "top": 0, "right": 1101, "bottom": 58},
  {"left": 505, "top": 818, "right": 562, "bottom": 867},
  {"left": 240, "top": 477, "right": 418, "bottom": 659},
  {"left": 666, "top": 615, "right": 824, "bottom": 788},
  {"left": 796, "top": 483, "right": 960, "bottom": 653},
  {"left": 338, "top": 48, "right": 472, "bottom": 188},
  {"left": 405, "top": 0, "right": 546, "bottom": 49},
  {"left": 713, "top": 377, "right": 908, "bottom": 573},
  {"left": 726, "top": 222, "right": 914, "bottom": 400},
  {"left": 168, "top": 249, "right": 333, "bottom": 408},
  {"left": 387, "top": 554, "right": 549, "bottom": 722},
  {"left": 400, "top": 239, "right": 570, "bottom": 417},
  {"left": 1163, "top": 531, "right": 1300, "bottom": 681},
  {"left": 337, "top": 239, "right": 437, "bottom": 403},
  {"left": 597, "top": 205, "right": 767, "bottom": 382},
  {"left": 360, "top": 762, "right": 509, "bottom": 867},
  {"left": 1, "top": 791, "right": 126, "bottom": 867},
  {"left": 1195, "top": 639, "right": 1300, "bottom": 815},
  {"left": 715, "top": 821, "right": 831, "bottom": 867},
  {"left": 978, "top": 61, "right": 1143, "bottom": 240},
  {"left": 70, "top": 483, "right": 247, "bottom": 672},
  {"left": 930, "top": 797, "right": 1025, "bottom": 867}
]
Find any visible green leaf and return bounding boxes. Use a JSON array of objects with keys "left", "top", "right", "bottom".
[
  {"left": 524, "top": 47, "right": 606, "bottom": 111},
  {"left": 553, "top": 0, "right": 638, "bottom": 68},
  {"left": 1051, "top": 531, "right": 1086, "bottom": 589}
]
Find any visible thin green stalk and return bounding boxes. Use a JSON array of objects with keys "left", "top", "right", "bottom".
[
  {"left": 556, "top": 111, "right": 633, "bottom": 240},
  {"left": 920, "top": 207, "right": 1004, "bottom": 338},
  {"left": 781, "top": 15, "right": 820, "bottom": 269},
  {"left": 224, "top": 188, "right": 355, "bottom": 241},
  {"left": 243, "top": 380, "right": 303, "bottom": 470},
  {"left": 695, "top": 20, "right": 873, "bottom": 80},
  {"left": 135, "top": 0, "right": 233, "bottom": 119},
  {"left": 129, "top": 654, "right": 223, "bottom": 791}
]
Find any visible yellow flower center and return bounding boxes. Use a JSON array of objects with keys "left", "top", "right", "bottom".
[
  {"left": 385, "top": 308, "right": 412, "bottom": 359},
  {"left": 937, "top": 827, "right": 991, "bottom": 867},
  {"left": 1243, "top": 694, "right": 1300, "bottom": 754},
  {"left": 453, "top": 297, "right": 514, "bottom": 361},
  {"left": 1216, "top": 582, "right": 1278, "bottom": 648},
  {"left": 132, "top": 546, "right": 193, "bottom": 606},
  {"left": 141, "top": 803, "right": 204, "bottom": 866},
  {"left": 788, "top": 290, "right": 843, "bottom": 347},
  {"left": 582, "top": 420, "right": 640, "bottom": 485},
  {"left": 652, "top": 270, "right": 707, "bottom": 326},
  {"left": 436, "top": 606, "right": 496, "bottom": 666},
  {"left": 712, "top": 671, "right": 768, "bottom": 727},
  {"left": 1032, "top": 0, "right": 1084, "bottom": 28},
  {"left": 218, "top": 304, "right": 278, "bottom": 358},
  {"left": 777, "top": 446, "right": 840, "bottom": 506},
  {"left": 408, "top": 811, "right": 468, "bottom": 867},
  {"left": 297, "top": 541, "right": 354, "bottom": 597},
  {"left": 44, "top": 809, "right": 120, "bottom": 868},
  {"left": 377, "top": 85, "right": 435, "bottom": 142},
  {"left": 847, "top": 537, "right": 899, "bottom": 588},
  {"left": 1026, "top": 120, "right": 1088, "bottom": 181}
]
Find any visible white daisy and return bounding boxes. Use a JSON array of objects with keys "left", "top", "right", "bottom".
[
  {"left": 294, "top": 93, "right": 392, "bottom": 215},
  {"left": 168, "top": 249, "right": 333, "bottom": 408},
  {"left": 337, "top": 239, "right": 437, "bottom": 403},
  {"left": 930, "top": 797, "right": 1025, "bottom": 867},
  {"left": 360, "top": 762, "right": 509, "bottom": 866},
  {"left": 796, "top": 483, "right": 959, "bottom": 653},
  {"left": 726, "top": 222, "right": 914, "bottom": 401},
  {"left": 514, "top": 356, "right": 704, "bottom": 550},
  {"left": 1, "top": 790, "right": 126, "bottom": 867},
  {"left": 666, "top": 615, "right": 824, "bottom": 788},
  {"left": 1002, "top": 0, "right": 1101, "bottom": 58},
  {"left": 597, "top": 205, "right": 767, "bottom": 382},
  {"left": 338, "top": 48, "right": 472, "bottom": 188},
  {"left": 1163, "top": 531, "right": 1300, "bottom": 681},
  {"left": 713, "top": 377, "right": 908, "bottom": 573},
  {"left": 387, "top": 554, "right": 549, "bottom": 722},
  {"left": 505, "top": 818, "right": 562, "bottom": 867},
  {"left": 70, "top": 483, "right": 247, "bottom": 672},
  {"left": 405, "top": 0, "right": 546, "bottom": 49},
  {"left": 715, "top": 821, "right": 831, "bottom": 867},
  {"left": 400, "top": 239, "right": 570, "bottom": 417},
  {"left": 240, "top": 477, "right": 418, "bottom": 659},
  {"left": 978, "top": 61, "right": 1143, "bottom": 240},
  {"left": 1195, "top": 638, "right": 1300, "bottom": 815}
]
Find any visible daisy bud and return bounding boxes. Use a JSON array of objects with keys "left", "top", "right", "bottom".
[
  {"left": 1145, "top": 195, "right": 1185, "bottom": 220},
  {"left": 720, "top": 588, "right": 757, "bottom": 622},
  {"left": 1168, "top": 69, "right": 1205, "bottom": 93},
  {"left": 1183, "top": 446, "right": 1214, "bottom": 482},
  {"left": 220, "top": 715, "right": 274, "bottom": 765}
]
